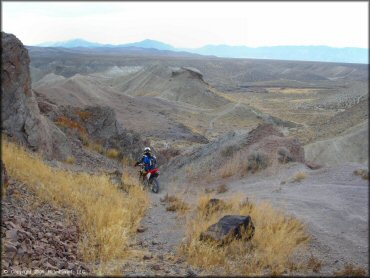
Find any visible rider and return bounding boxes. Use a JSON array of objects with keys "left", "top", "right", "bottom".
[{"left": 135, "top": 147, "right": 157, "bottom": 174}]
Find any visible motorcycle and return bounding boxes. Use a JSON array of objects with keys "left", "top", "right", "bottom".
[{"left": 137, "top": 163, "right": 160, "bottom": 193}]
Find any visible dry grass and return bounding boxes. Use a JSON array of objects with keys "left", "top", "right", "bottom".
[
  {"left": 161, "top": 194, "right": 190, "bottom": 215},
  {"left": 121, "top": 156, "right": 134, "bottom": 167},
  {"left": 106, "top": 148, "right": 120, "bottom": 159},
  {"left": 89, "top": 142, "right": 104, "bottom": 154},
  {"left": 216, "top": 184, "right": 229, "bottom": 194},
  {"left": 55, "top": 116, "right": 87, "bottom": 135},
  {"left": 306, "top": 255, "right": 323, "bottom": 273},
  {"left": 64, "top": 155, "right": 76, "bottom": 164},
  {"left": 204, "top": 188, "right": 215, "bottom": 193},
  {"left": 292, "top": 172, "right": 307, "bottom": 182},
  {"left": 76, "top": 110, "right": 92, "bottom": 121},
  {"left": 218, "top": 150, "right": 249, "bottom": 178},
  {"left": 2, "top": 140, "right": 149, "bottom": 271},
  {"left": 180, "top": 194, "right": 309, "bottom": 275},
  {"left": 333, "top": 263, "right": 367, "bottom": 276},
  {"left": 353, "top": 169, "right": 369, "bottom": 180},
  {"left": 218, "top": 149, "right": 269, "bottom": 179}
]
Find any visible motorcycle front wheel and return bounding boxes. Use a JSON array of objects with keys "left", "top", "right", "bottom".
[{"left": 151, "top": 178, "right": 159, "bottom": 193}]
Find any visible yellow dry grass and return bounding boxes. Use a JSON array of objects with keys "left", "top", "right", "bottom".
[
  {"left": 64, "top": 155, "right": 76, "bottom": 164},
  {"left": 106, "top": 148, "right": 120, "bottom": 159},
  {"left": 2, "top": 140, "right": 149, "bottom": 271},
  {"left": 88, "top": 142, "right": 104, "bottom": 154},
  {"left": 180, "top": 194, "right": 310, "bottom": 275},
  {"left": 218, "top": 150, "right": 248, "bottom": 178},
  {"left": 292, "top": 171, "right": 307, "bottom": 182}
]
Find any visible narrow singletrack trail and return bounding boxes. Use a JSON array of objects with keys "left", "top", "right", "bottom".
[{"left": 120, "top": 190, "right": 200, "bottom": 276}]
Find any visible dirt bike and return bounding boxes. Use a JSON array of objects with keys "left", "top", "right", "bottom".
[{"left": 137, "top": 163, "right": 160, "bottom": 193}]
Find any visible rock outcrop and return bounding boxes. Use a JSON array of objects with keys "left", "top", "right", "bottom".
[
  {"left": 36, "top": 101, "right": 144, "bottom": 160},
  {"left": 1, "top": 180, "right": 90, "bottom": 274},
  {"left": 200, "top": 215, "right": 255, "bottom": 245},
  {"left": 1, "top": 32, "right": 71, "bottom": 160}
]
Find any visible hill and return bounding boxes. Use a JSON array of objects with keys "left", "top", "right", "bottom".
[{"left": 35, "top": 38, "right": 368, "bottom": 64}]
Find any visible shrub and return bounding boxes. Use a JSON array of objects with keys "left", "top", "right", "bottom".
[
  {"left": 216, "top": 184, "right": 229, "bottom": 194},
  {"left": 306, "top": 255, "right": 322, "bottom": 273},
  {"left": 218, "top": 150, "right": 249, "bottom": 178},
  {"left": 65, "top": 155, "right": 76, "bottom": 164},
  {"left": 76, "top": 110, "right": 92, "bottom": 121},
  {"left": 90, "top": 143, "right": 104, "bottom": 154},
  {"left": 106, "top": 148, "right": 120, "bottom": 159},
  {"left": 221, "top": 145, "right": 237, "bottom": 158},
  {"left": 162, "top": 194, "right": 190, "bottom": 214},
  {"left": 79, "top": 133, "right": 90, "bottom": 146},
  {"left": 55, "top": 116, "right": 87, "bottom": 135},
  {"left": 277, "top": 147, "right": 293, "bottom": 164},
  {"left": 333, "top": 263, "right": 367, "bottom": 276},
  {"left": 292, "top": 172, "right": 306, "bottom": 182},
  {"left": 247, "top": 151, "right": 269, "bottom": 173},
  {"left": 353, "top": 169, "right": 369, "bottom": 180}
]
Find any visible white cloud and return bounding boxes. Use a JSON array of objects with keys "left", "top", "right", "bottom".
[{"left": 2, "top": 1, "right": 368, "bottom": 48}]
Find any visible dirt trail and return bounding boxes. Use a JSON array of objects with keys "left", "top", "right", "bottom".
[
  {"left": 120, "top": 190, "right": 200, "bottom": 276},
  {"left": 206, "top": 99, "right": 241, "bottom": 136}
]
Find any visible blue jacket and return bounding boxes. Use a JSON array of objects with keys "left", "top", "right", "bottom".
[{"left": 140, "top": 154, "right": 157, "bottom": 171}]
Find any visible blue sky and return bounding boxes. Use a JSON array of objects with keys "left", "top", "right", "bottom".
[{"left": 2, "top": 1, "right": 368, "bottom": 48}]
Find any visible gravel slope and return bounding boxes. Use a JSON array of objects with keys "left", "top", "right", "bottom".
[{"left": 224, "top": 162, "right": 368, "bottom": 274}]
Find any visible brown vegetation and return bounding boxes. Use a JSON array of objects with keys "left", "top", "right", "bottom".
[
  {"left": 353, "top": 169, "right": 369, "bottom": 180},
  {"left": 306, "top": 255, "right": 323, "bottom": 273},
  {"left": 76, "top": 110, "right": 92, "bottom": 121},
  {"left": 216, "top": 184, "right": 229, "bottom": 194},
  {"left": 161, "top": 194, "right": 190, "bottom": 214},
  {"left": 55, "top": 116, "right": 87, "bottom": 135},
  {"left": 334, "top": 263, "right": 367, "bottom": 276}
]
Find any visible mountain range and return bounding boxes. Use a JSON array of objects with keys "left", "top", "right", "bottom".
[{"left": 36, "top": 38, "right": 368, "bottom": 64}]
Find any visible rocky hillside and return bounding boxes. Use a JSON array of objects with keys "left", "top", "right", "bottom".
[
  {"left": 1, "top": 32, "right": 71, "bottom": 161},
  {"left": 162, "top": 124, "right": 305, "bottom": 185},
  {"left": 1, "top": 32, "right": 144, "bottom": 163},
  {"left": 36, "top": 94, "right": 144, "bottom": 160},
  {"left": 111, "top": 64, "right": 229, "bottom": 108}
]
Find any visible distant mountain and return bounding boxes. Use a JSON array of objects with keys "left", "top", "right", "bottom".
[
  {"left": 37, "top": 38, "right": 104, "bottom": 48},
  {"left": 184, "top": 45, "right": 368, "bottom": 64},
  {"left": 120, "top": 39, "right": 176, "bottom": 51},
  {"left": 36, "top": 38, "right": 368, "bottom": 64}
]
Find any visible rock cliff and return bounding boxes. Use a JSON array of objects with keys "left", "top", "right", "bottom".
[{"left": 1, "top": 32, "right": 71, "bottom": 160}]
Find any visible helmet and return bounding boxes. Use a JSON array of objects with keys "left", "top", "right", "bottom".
[{"left": 144, "top": 147, "right": 151, "bottom": 154}]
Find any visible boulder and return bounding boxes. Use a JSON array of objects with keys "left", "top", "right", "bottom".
[
  {"left": 200, "top": 215, "right": 255, "bottom": 245},
  {"left": 1, "top": 32, "right": 71, "bottom": 160}
]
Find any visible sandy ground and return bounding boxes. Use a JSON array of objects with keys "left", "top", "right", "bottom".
[{"left": 222, "top": 162, "right": 369, "bottom": 274}]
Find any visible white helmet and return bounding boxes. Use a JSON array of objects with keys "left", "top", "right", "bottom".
[{"left": 144, "top": 147, "right": 151, "bottom": 154}]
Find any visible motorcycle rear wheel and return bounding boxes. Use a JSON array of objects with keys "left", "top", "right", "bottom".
[{"left": 151, "top": 178, "right": 159, "bottom": 193}]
